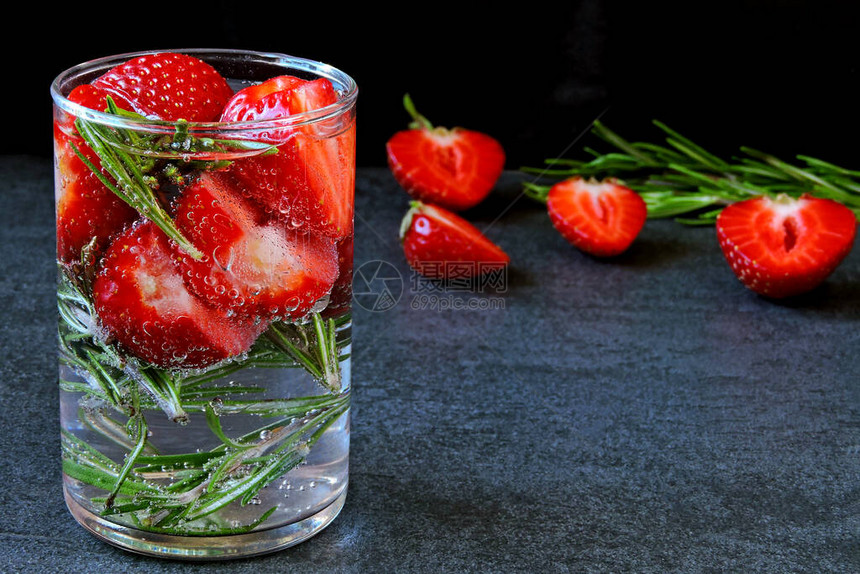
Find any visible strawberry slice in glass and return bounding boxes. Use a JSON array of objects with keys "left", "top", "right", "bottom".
[
  {"left": 54, "top": 84, "right": 139, "bottom": 266},
  {"left": 174, "top": 171, "right": 340, "bottom": 322},
  {"left": 92, "top": 220, "right": 267, "bottom": 370},
  {"left": 220, "top": 75, "right": 355, "bottom": 239}
]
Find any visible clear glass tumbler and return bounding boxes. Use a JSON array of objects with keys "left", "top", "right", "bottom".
[{"left": 51, "top": 49, "right": 357, "bottom": 559}]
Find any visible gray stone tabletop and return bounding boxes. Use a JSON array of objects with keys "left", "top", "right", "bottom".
[{"left": 0, "top": 155, "right": 858, "bottom": 573}]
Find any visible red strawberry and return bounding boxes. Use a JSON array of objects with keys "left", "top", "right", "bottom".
[
  {"left": 323, "top": 235, "right": 354, "bottom": 317},
  {"left": 55, "top": 84, "right": 115, "bottom": 131},
  {"left": 218, "top": 74, "right": 307, "bottom": 130},
  {"left": 93, "top": 220, "right": 266, "bottom": 370},
  {"left": 400, "top": 201, "right": 510, "bottom": 280},
  {"left": 716, "top": 194, "right": 857, "bottom": 298},
  {"left": 54, "top": 85, "right": 138, "bottom": 265},
  {"left": 545, "top": 177, "right": 647, "bottom": 257},
  {"left": 219, "top": 75, "right": 355, "bottom": 239},
  {"left": 386, "top": 95, "right": 505, "bottom": 212},
  {"left": 173, "top": 171, "right": 339, "bottom": 321},
  {"left": 92, "top": 52, "right": 233, "bottom": 122}
]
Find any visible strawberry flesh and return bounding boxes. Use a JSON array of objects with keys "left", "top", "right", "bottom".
[
  {"left": 401, "top": 202, "right": 509, "bottom": 279},
  {"left": 220, "top": 76, "right": 355, "bottom": 239},
  {"left": 174, "top": 172, "right": 339, "bottom": 321},
  {"left": 219, "top": 74, "right": 307, "bottom": 126},
  {"left": 546, "top": 177, "right": 647, "bottom": 257},
  {"left": 386, "top": 126, "right": 505, "bottom": 212},
  {"left": 93, "top": 221, "right": 266, "bottom": 370},
  {"left": 716, "top": 194, "right": 857, "bottom": 298}
]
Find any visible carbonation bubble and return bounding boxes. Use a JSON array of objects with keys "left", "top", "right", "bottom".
[{"left": 209, "top": 397, "right": 224, "bottom": 415}]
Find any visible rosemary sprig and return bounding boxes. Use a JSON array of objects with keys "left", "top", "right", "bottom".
[
  {"left": 58, "top": 270, "right": 190, "bottom": 422},
  {"left": 78, "top": 408, "right": 159, "bottom": 456},
  {"left": 62, "top": 429, "right": 163, "bottom": 499},
  {"left": 58, "top": 257, "right": 351, "bottom": 533},
  {"left": 70, "top": 97, "right": 275, "bottom": 259},
  {"left": 264, "top": 314, "right": 350, "bottom": 394},
  {"left": 72, "top": 100, "right": 201, "bottom": 259},
  {"left": 66, "top": 392, "right": 349, "bottom": 534},
  {"left": 521, "top": 119, "right": 860, "bottom": 225},
  {"left": 58, "top": 264, "right": 350, "bottom": 419},
  {"left": 58, "top": 98, "right": 353, "bottom": 533},
  {"left": 104, "top": 395, "right": 147, "bottom": 509}
]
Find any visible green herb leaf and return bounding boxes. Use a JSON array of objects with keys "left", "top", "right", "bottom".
[{"left": 72, "top": 112, "right": 203, "bottom": 259}]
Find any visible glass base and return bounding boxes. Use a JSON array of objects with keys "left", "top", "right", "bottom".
[{"left": 63, "top": 484, "right": 347, "bottom": 561}]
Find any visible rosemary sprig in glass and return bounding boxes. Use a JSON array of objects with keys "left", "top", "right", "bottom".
[
  {"left": 70, "top": 97, "right": 274, "bottom": 258},
  {"left": 58, "top": 100, "right": 351, "bottom": 534},
  {"left": 521, "top": 119, "right": 860, "bottom": 225},
  {"left": 62, "top": 390, "right": 349, "bottom": 534},
  {"left": 59, "top": 261, "right": 351, "bottom": 533}
]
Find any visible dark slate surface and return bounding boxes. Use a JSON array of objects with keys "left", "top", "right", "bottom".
[{"left": 0, "top": 155, "right": 858, "bottom": 573}]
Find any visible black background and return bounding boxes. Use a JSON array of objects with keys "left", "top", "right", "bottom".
[{"left": 8, "top": 1, "right": 860, "bottom": 169}]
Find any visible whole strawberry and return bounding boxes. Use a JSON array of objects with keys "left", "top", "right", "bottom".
[
  {"left": 400, "top": 201, "right": 510, "bottom": 280},
  {"left": 386, "top": 95, "right": 505, "bottom": 212},
  {"left": 716, "top": 194, "right": 857, "bottom": 298}
]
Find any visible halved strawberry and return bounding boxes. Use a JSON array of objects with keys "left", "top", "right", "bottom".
[
  {"left": 92, "top": 220, "right": 266, "bottom": 370},
  {"left": 400, "top": 201, "right": 510, "bottom": 280},
  {"left": 716, "top": 194, "right": 857, "bottom": 298},
  {"left": 219, "top": 75, "right": 355, "bottom": 239},
  {"left": 386, "top": 95, "right": 505, "bottom": 212},
  {"left": 54, "top": 85, "right": 138, "bottom": 265},
  {"left": 92, "top": 52, "right": 233, "bottom": 122},
  {"left": 173, "top": 171, "right": 339, "bottom": 321},
  {"left": 218, "top": 74, "right": 307, "bottom": 130},
  {"left": 546, "top": 177, "right": 647, "bottom": 257}
]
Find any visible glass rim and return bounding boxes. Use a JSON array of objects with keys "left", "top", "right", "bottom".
[{"left": 50, "top": 48, "right": 359, "bottom": 136}]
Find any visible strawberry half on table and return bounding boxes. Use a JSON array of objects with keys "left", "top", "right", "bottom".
[
  {"left": 386, "top": 95, "right": 505, "bottom": 212},
  {"left": 173, "top": 171, "right": 340, "bottom": 322},
  {"left": 400, "top": 201, "right": 510, "bottom": 280},
  {"left": 93, "top": 220, "right": 267, "bottom": 370},
  {"left": 716, "top": 194, "right": 857, "bottom": 298},
  {"left": 545, "top": 177, "right": 648, "bottom": 258},
  {"left": 219, "top": 74, "right": 356, "bottom": 239}
]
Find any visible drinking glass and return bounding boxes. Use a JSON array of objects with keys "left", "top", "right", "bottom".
[{"left": 51, "top": 49, "right": 357, "bottom": 559}]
